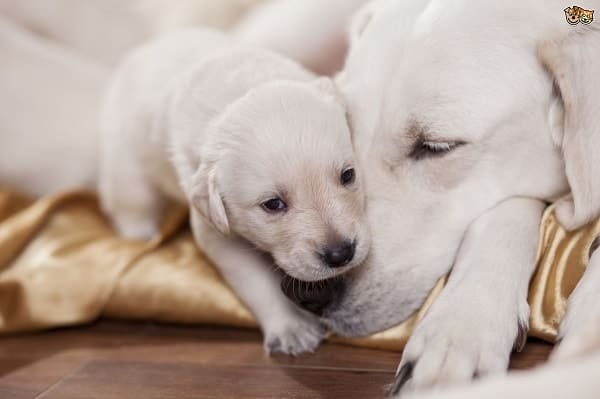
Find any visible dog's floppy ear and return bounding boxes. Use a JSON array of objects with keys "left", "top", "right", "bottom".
[
  {"left": 190, "top": 162, "right": 230, "bottom": 235},
  {"left": 538, "top": 28, "right": 600, "bottom": 230}
]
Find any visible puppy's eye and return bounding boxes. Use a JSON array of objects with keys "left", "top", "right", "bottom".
[
  {"left": 409, "top": 140, "right": 464, "bottom": 160},
  {"left": 261, "top": 197, "right": 287, "bottom": 213},
  {"left": 340, "top": 167, "right": 356, "bottom": 186}
]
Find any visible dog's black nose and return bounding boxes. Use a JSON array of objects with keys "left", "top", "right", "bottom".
[
  {"left": 321, "top": 240, "right": 356, "bottom": 268},
  {"left": 281, "top": 276, "right": 344, "bottom": 316}
]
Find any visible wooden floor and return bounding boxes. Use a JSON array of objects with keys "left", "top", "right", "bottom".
[{"left": 0, "top": 320, "right": 552, "bottom": 399}]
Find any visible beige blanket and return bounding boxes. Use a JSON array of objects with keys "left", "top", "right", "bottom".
[{"left": 1, "top": 189, "right": 597, "bottom": 350}]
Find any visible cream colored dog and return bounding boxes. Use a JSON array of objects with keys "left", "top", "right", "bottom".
[
  {"left": 280, "top": 0, "right": 600, "bottom": 394},
  {"left": 402, "top": 311, "right": 600, "bottom": 399},
  {"left": 99, "top": 29, "right": 370, "bottom": 355}
]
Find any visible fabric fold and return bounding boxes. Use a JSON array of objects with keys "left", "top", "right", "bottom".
[{"left": 0, "top": 189, "right": 598, "bottom": 351}]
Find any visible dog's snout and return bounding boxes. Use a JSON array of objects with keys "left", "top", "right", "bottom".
[
  {"left": 281, "top": 275, "right": 344, "bottom": 316},
  {"left": 321, "top": 240, "right": 356, "bottom": 268}
]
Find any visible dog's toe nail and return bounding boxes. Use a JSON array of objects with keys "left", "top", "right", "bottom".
[
  {"left": 266, "top": 337, "right": 282, "bottom": 354},
  {"left": 514, "top": 321, "right": 528, "bottom": 352},
  {"left": 389, "top": 362, "right": 413, "bottom": 396}
]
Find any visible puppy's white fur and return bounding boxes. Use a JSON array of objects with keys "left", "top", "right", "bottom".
[
  {"left": 99, "top": 29, "right": 370, "bottom": 354},
  {"left": 316, "top": 0, "right": 600, "bottom": 392}
]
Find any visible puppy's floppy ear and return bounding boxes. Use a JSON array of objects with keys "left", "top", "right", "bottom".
[
  {"left": 538, "top": 28, "right": 600, "bottom": 230},
  {"left": 190, "top": 162, "right": 230, "bottom": 235}
]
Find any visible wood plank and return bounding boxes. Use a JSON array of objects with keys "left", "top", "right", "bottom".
[
  {"left": 0, "top": 351, "right": 91, "bottom": 399},
  {"left": 0, "top": 320, "right": 554, "bottom": 399},
  {"left": 510, "top": 339, "right": 553, "bottom": 369},
  {"left": 0, "top": 320, "right": 402, "bottom": 374},
  {"left": 38, "top": 360, "right": 394, "bottom": 399}
]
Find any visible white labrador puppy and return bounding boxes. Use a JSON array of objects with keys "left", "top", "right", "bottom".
[
  {"left": 280, "top": 0, "right": 600, "bottom": 392},
  {"left": 99, "top": 29, "right": 370, "bottom": 355}
]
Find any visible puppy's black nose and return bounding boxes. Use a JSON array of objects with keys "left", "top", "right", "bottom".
[
  {"left": 281, "top": 276, "right": 344, "bottom": 316},
  {"left": 321, "top": 240, "right": 356, "bottom": 268}
]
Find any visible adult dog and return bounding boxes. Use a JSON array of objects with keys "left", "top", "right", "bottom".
[{"left": 283, "top": 0, "right": 600, "bottom": 394}]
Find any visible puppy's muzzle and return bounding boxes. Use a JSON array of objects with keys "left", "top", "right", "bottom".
[
  {"left": 320, "top": 240, "right": 356, "bottom": 268},
  {"left": 281, "top": 275, "right": 344, "bottom": 316}
]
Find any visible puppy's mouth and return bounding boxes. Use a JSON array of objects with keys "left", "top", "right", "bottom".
[
  {"left": 280, "top": 274, "right": 345, "bottom": 317},
  {"left": 282, "top": 251, "right": 366, "bottom": 282}
]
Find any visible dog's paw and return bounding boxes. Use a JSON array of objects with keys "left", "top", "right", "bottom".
[
  {"left": 263, "top": 309, "right": 327, "bottom": 356},
  {"left": 390, "top": 299, "right": 527, "bottom": 396}
]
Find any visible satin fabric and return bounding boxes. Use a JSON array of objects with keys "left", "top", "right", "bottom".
[{"left": 0, "top": 189, "right": 597, "bottom": 350}]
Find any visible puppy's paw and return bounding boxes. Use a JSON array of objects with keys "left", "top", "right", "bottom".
[
  {"left": 263, "top": 309, "right": 327, "bottom": 356},
  {"left": 390, "top": 299, "right": 528, "bottom": 397}
]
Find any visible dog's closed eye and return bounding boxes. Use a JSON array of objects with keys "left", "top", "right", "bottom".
[{"left": 409, "top": 139, "right": 466, "bottom": 161}]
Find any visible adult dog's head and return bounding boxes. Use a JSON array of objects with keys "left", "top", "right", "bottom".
[{"left": 284, "top": 0, "right": 600, "bottom": 335}]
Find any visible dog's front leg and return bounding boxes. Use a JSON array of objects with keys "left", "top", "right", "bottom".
[
  {"left": 190, "top": 211, "right": 327, "bottom": 355},
  {"left": 392, "top": 198, "right": 545, "bottom": 396}
]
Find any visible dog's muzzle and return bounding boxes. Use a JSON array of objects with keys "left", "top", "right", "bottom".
[{"left": 280, "top": 275, "right": 344, "bottom": 316}]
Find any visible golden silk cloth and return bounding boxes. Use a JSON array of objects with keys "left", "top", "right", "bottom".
[{"left": 0, "top": 189, "right": 598, "bottom": 351}]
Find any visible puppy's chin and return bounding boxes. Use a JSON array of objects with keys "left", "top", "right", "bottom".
[
  {"left": 277, "top": 262, "right": 341, "bottom": 282},
  {"left": 276, "top": 252, "right": 366, "bottom": 282}
]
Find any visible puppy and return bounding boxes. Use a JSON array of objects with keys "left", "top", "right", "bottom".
[{"left": 99, "top": 29, "right": 370, "bottom": 355}]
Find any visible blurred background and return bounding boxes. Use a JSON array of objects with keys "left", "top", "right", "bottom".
[{"left": 0, "top": 0, "right": 366, "bottom": 196}]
